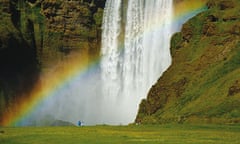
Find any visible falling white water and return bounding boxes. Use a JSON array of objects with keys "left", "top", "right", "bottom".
[{"left": 100, "top": 0, "right": 173, "bottom": 125}]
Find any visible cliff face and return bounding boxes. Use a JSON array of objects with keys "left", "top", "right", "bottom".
[
  {"left": 0, "top": 0, "right": 105, "bottom": 121},
  {"left": 0, "top": 0, "right": 39, "bottom": 117},
  {"left": 0, "top": 0, "right": 106, "bottom": 69},
  {"left": 39, "top": 0, "right": 105, "bottom": 68},
  {"left": 1, "top": 0, "right": 105, "bottom": 67},
  {"left": 136, "top": 0, "right": 240, "bottom": 124}
]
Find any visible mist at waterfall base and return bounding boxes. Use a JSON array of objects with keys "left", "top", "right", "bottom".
[{"left": 16, "top": 1, "right": 206, "bottom": 126}]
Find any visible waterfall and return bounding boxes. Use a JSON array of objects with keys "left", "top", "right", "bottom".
[
  {"left": 16, "top": 0, "right": 208, "bottom": 126},
  {"left": 100, "top": 0, "right": 173, "bottom": 125}
]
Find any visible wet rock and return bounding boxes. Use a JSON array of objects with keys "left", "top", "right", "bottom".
[
  {"left": 219, "top": 0, "right": 235, "bottom": 10},
  {"left": 182, "top": 23, "right": 193, "bottom": 42},
  {"left": 230, "top": 23, "right": 240, "bottom": 35},
  {"left": 223, "top": 16, "right": 238, "bottom": 22},
  {"left": 202, "top": 22, "right": 216, "bottom": 36},
  {"left": 206, "top": 0, "right": 217, "bottom": 9},
  {"left": 228, "top": 80, "right": 240, "bottom": 96},
  {"left": 206, "top": 15, "right": 219, "bottom": 22},
  {"left": 207, "top": 0, "right": 235, "bottom": 10}
]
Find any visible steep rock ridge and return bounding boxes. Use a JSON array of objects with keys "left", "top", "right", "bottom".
[{"left": 136, "top": 0, "right": 240, "bottom": 124}]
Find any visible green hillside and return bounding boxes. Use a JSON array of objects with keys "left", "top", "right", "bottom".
[{"left": 136, "top": 0, "right": 240, "bottom": 124}]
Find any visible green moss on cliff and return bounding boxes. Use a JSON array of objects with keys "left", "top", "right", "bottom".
[
  {"left": 0, "top": 0, "right": 106, "bottom": 124},
  {"left": 136, "top": 0, "right": 240, "bottom": 124}
]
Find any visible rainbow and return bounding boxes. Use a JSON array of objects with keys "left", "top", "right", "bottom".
[
  {"left": 1, "top": 51, "right": 101, "bottom": 126},
  {"left": 174, "top": 0, "right": 207, "bottom": 22},
  {"left": 1, "top": 0, "right": 207, "bottom": 126}
]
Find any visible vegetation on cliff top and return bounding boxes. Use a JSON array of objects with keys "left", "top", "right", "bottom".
[{"left": 136, "top": 0, "right": 240, "bottom": 124}]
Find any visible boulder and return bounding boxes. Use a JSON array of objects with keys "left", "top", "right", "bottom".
[{"left": 228, "top": 80, "right": 240, "bottom": 96}]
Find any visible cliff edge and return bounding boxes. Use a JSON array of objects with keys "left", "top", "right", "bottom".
[{"left": 136, "top": 0, "right": 240, "bottom": 124}]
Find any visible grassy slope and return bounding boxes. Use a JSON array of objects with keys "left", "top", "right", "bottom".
[
  {"left": 0, "top": 125, "right": 239, "bottom": 144},
  {"left": 136, "top": 0, "right": 240, "bottom": 124}
]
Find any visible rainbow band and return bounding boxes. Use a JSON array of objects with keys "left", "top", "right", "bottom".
[{"left": 2, "top": 51, "right": 100, "bottom": 126}]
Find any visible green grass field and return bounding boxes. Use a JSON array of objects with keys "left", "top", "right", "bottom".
[{"left": 0, "top": 124, "right": 239, "bottom": 144}]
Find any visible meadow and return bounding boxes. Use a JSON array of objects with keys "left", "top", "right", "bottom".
[{"left": 0, "top": 124, "right": 239, "bottom": 144}]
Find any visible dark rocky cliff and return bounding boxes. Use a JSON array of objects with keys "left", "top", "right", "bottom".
[
  {"left": 0, "top": 0, "right": 106, "bottom": 122},
  {"left": 38, "top": 0, "right": 105, "bottom": 68},
  {"left": 136, "top": 0, "right": 240, "bottom": 124},
  {"left": 0, "top": 0, "right": 39, "bottom": 117}
]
